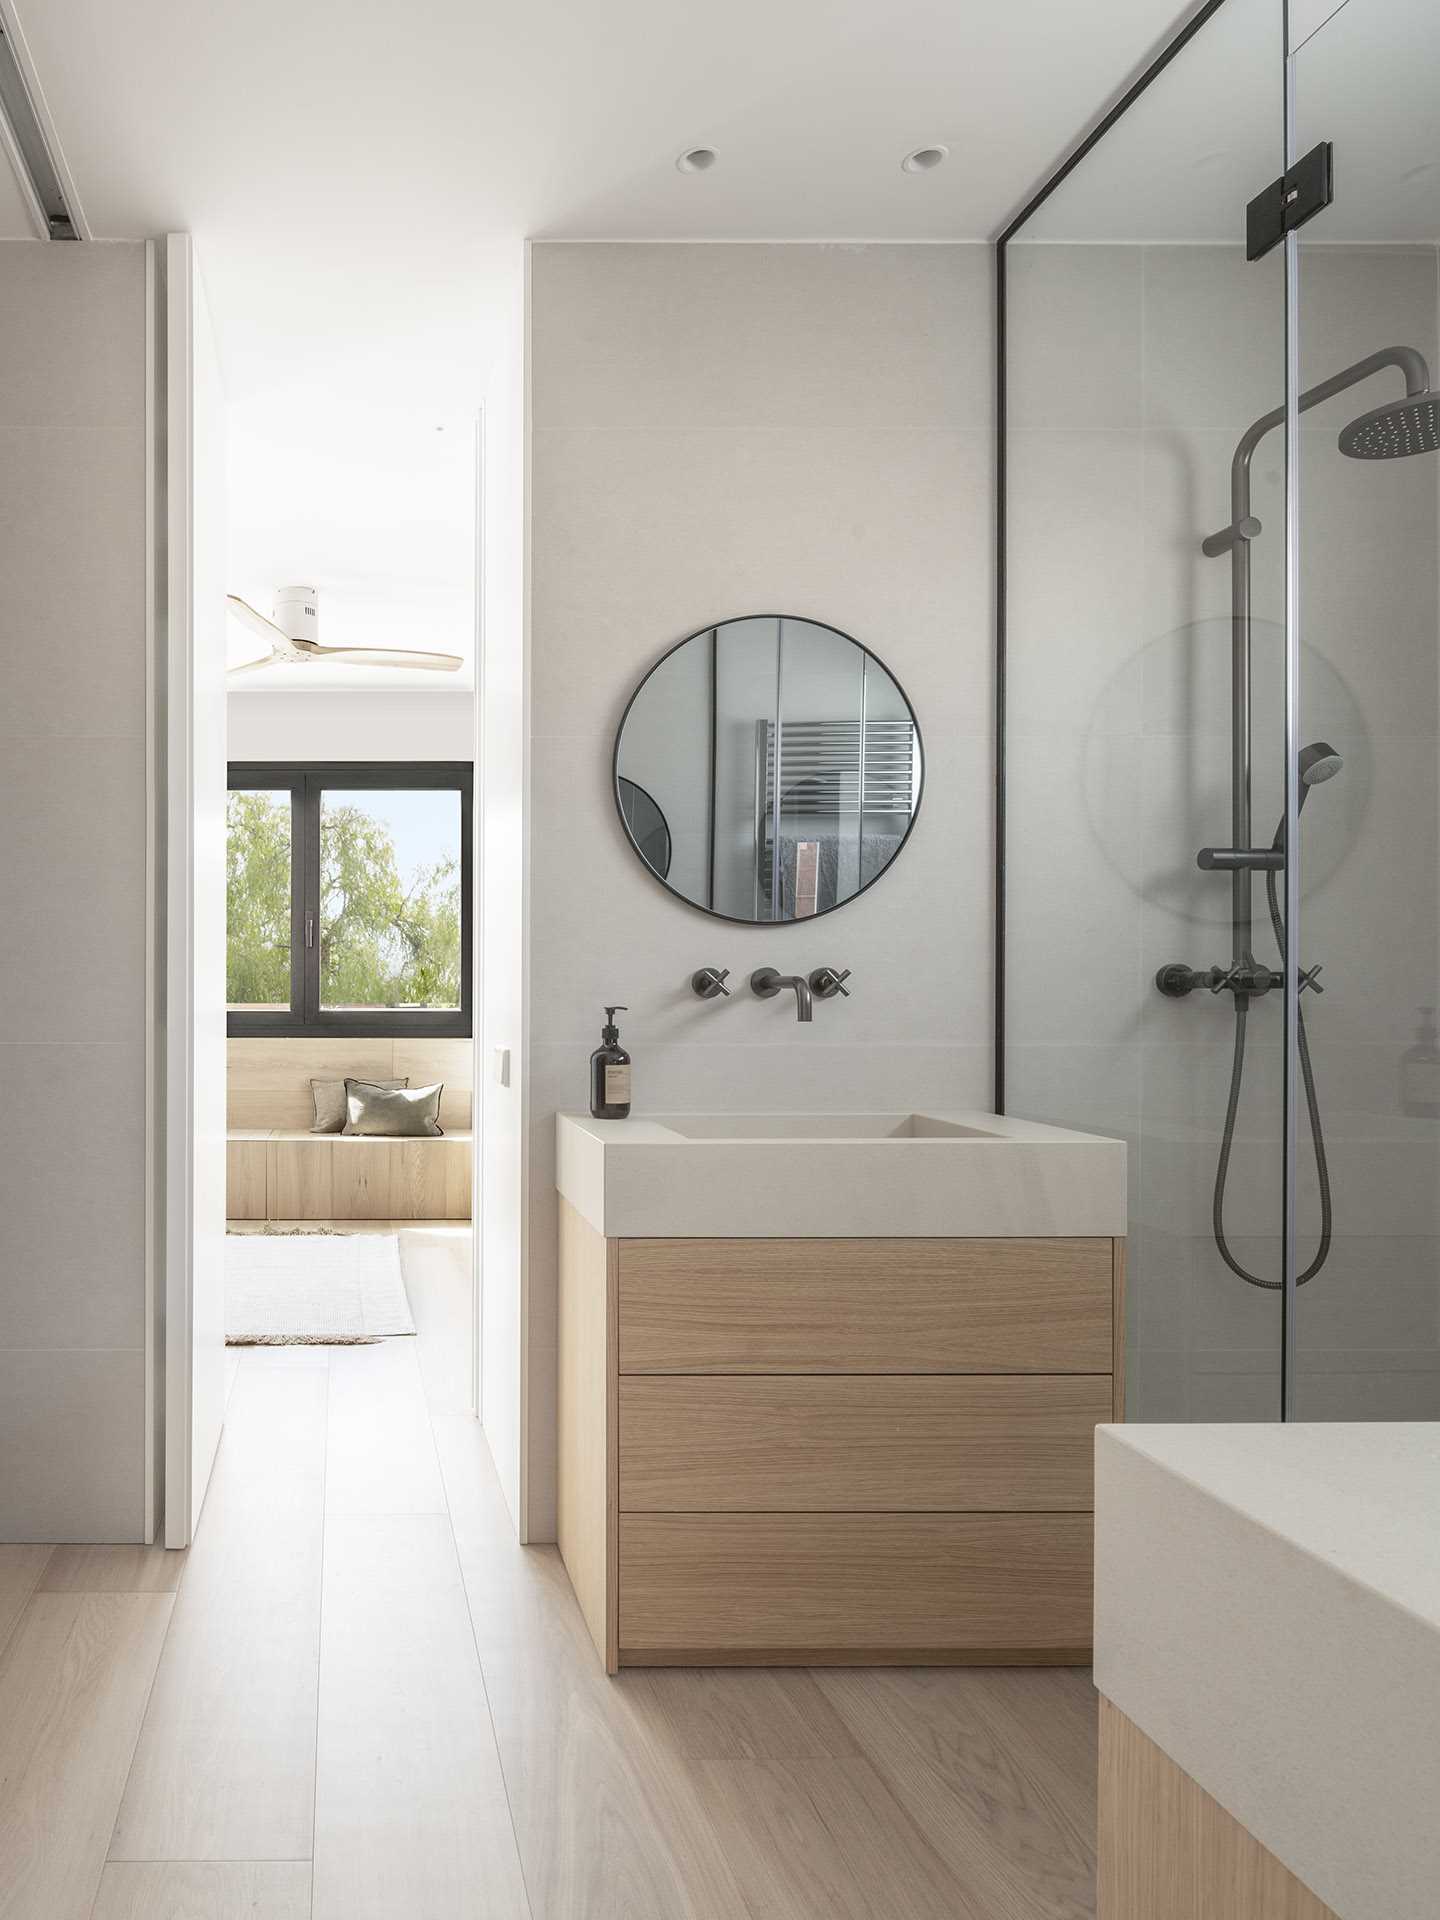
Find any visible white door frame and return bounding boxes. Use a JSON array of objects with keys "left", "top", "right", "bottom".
[{"left": 162, "top": 233, "right": 228, "bottom": 1548}]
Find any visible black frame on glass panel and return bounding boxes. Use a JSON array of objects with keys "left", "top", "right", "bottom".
[
  {"left": 227, "top": 761, "right": 473, "bottom": 1038},
  {"left": 992, "top": 0, "right": 1231, "bottom": 1108}
]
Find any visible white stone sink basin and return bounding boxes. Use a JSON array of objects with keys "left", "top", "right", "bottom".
[
  {"left": 656, "top": 1112, "right": 1001, "bottom": 1140},
  {"left": 556, "top": 1109, "right": 1126, "bottom": 1239}
]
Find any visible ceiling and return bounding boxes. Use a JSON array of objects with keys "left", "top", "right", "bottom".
[{"left": 1, "top": 0, "right": 1207, "bottom": 689}]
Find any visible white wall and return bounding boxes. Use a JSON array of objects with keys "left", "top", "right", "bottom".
[
  {"left": 524, "top": 240, "right": 995, "bottom": 1537},
  {"left": 478, "top": 248, "right": 529, "bottom": 1533},
  {"left": 227, "top": 689, "right": 475, "bottom": 762},
  {"left": 0, "top": 241, "right": 154, "bottom": 1540},
  {"left": 164, "top": 236, "right": 230, "bottom": 1545}
]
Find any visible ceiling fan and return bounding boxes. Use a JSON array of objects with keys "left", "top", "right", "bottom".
[{"left": 226, "top": 585, "right": 463, "bottom": 675}]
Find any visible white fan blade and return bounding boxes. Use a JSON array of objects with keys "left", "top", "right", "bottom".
[
  {"left": 305, "top": 645, "right": 463, "bottom": 672},
  {"left": 226, "top": 651, "right": 279, "bottom": 676},
  {"left": 226, "top": 594, "right": 304, "bottom": 658}
]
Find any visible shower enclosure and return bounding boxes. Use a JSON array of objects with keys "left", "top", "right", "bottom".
[{"left": 999, "top": 0, "right": 1440, "bottom": 1420}]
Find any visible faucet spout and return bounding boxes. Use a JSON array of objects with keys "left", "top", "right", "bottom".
[{"left": 750, "top": 967, "right": 813, "bottom": 1022}]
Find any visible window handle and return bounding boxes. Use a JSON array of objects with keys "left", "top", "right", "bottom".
[{"left": 305, "top": 912, "right": 315, "bottom": 949}]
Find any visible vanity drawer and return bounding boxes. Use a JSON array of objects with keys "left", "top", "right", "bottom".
[
  {"left": 617, "top": 1236, "right": 1115, "bottom": 1373},
  {"left": 618, "top": 1512, "right": 1094, "bottom": 1660},
  {"left": 619, "top": 1374, "right": 1109, "bottom": 1511}
]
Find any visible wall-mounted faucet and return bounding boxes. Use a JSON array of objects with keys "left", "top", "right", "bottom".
[
  {"left": 690, "top": 967, "right": 731, "bottom": 999},
  {"left": 750, "top": 968, "right": 813, "bottom": 1022}
]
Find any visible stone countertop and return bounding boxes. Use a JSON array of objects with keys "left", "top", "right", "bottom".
[{"left": 1095, "top": 1421, "right": 1440, "bottom": 1920}]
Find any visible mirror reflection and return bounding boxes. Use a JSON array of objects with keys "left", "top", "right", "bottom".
[{"left": 613, "top": 615, "right": 922, "bottom": 923}]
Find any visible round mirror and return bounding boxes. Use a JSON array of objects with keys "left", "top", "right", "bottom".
[{"left": 613, "top": 615, "right": 923, "bottom": 923}]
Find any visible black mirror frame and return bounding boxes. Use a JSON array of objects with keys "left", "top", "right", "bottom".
[{"left": 611, "top": 613, "right": 925, "bottom": 927}]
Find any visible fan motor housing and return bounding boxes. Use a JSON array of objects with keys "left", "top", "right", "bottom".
[{"left": 273, "top": 584, "right": 319, "bottom": 645}]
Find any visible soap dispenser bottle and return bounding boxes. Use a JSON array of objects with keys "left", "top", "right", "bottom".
[
  {"left": 590, "top": 1006, "right": 632, "bottom": 1119},
  {"left": 1400, "top": 1007, "right": 1440, "bottom": 1119}
]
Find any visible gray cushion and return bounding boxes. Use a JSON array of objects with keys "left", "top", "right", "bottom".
[
  {"left": 310, "top": 1075, "right": 407, "bottom": 1134},
  {"left": 344, "top": 1080, "right": 444, "bottom": 1138}
]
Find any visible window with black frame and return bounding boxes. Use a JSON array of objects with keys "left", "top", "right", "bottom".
[{"left": 227, "top": 763, "right": 472, "bottom": 1037}]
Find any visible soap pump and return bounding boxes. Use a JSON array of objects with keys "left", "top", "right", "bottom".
[{"left": 590, "top": 1006, "right": 632, "bottom": 1119}]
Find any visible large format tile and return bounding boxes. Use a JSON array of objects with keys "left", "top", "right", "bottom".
[
  {"left": 0, "top": 740, "right": 146, "bottom": 1040},
  {"left": 311, "top": 1513, "right": 530, "bottom": 1920},
  {"left": 1005, "top": 245, "right": 1143, "bottom": 432},
  {"left": 0, "top": 1592, "right": 173, "bottom": 1920},
  {"left": 0, "top": 427, "right": 146, "bottom": 739},
  {"left": 0, "top": 1042, "right": 146, "bottom": 1349},
  {"left": 0, "top": 1349, "right": 145, "bottom": 1543},
  {"left": 530, "top": 243, "right": 991, "bottom": 436},
  {"left": 110, "top": 1367, "right": 327, "bottom": 1861},
  {"left": 529, "top": 425, "right": 991, "bottom": 740},
  {"left": 0, "top": 242, "right": 146, "bottom": 431}
]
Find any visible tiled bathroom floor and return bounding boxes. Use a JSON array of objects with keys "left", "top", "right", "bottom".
[{"left": 0, "top": 1229, "right": 1097, "bottom": 1919}]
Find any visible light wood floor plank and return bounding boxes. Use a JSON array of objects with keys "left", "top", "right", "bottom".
[
  {"left": 109, "top": 1368, "right": 327, "bottom": 1862},
  {"left": 311, "top": 1513, "right": 530, "bottom": 1920},
  {"left": 40, "top": 1542, "right": 184, "bottom": 1594},
  {"left": 0, "top": 1593, "right": 173, "bottom": 1920},
  {"left": 90, "top": 1861, "right": 312, "bottom": 1919},
  {"left": 0, "top": 1546, "right": 52, "bottom": 1657},
  {"left": 324, "top": 1340, "right": 447, "bottom": 1516},
  {"left": 816, "top": 1667, "right": 1097, "bottom": 1920},
  {"left": 618, "top": 1667, "right": 863, "bottom": 1762},
  {"left": 692, "top": 1756, "right": 985, "bottom": 1920}
]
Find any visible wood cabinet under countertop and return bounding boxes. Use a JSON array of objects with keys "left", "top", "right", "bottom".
[{"left": 557, "top": 1199, "right": 1125, "bottom": 1672}]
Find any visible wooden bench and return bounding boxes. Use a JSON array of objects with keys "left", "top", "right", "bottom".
[
  {"left": 226, "top": 1037, "right": 474, "bottom": 1222},
  {"left": 227, "top": 1128, "right": 473, "bottom": 1221}
]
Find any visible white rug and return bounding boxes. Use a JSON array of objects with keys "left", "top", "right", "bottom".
[{"left": 225, "top": 1232, "right": 416, "bottom": 1344}]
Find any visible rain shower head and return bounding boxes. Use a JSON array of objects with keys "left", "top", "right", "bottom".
[
  {"left": 1299, "top": 741, "right": 1343, "bottom": 786},
  {"left": 1338, "top": 391, "right": 1440, "bottom": 459}
]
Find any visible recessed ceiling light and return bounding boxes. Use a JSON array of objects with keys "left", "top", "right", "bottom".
[
  {"left": 676, "top": 147, "right": 718, "bottom": 174},
  {"left": 902, "top": 145, "right": 948, "bottom": 174}
]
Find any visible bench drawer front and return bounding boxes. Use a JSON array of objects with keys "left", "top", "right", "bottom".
[
  {"left": 617, "top": 1237, "right": 1114, "bottom": 1374},
  {"left": 619, "top": 1373, "right": 1108, "bottom": 1512},
  {"left": 619, "top": 1512, "right": 1094, "bottom": 1658}
]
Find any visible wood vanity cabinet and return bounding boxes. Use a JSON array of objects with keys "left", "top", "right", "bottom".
[{"left": 557, "top": 1199, "right": 1125, "bottom": 1672}]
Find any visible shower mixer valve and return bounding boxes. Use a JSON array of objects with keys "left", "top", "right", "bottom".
[{"left": 1155, "top": 960, "right": 1324, "bottom": 1000}]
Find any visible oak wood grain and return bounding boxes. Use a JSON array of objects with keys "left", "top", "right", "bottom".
[
  {"left": 109, "top": 1368, "right": 326, "bottom": 1862},
  {"left": 0, "top": 1545, "right": 52, "bottom": 1658},
  {"left": 557, "top": 1198, "right": 615, "bottom": 1669},
  {"left": 818, "top": 1666, "right": 1097, "bottom": 1919},
  {"left": 225, "top": 1138, "right": 269, "bottom": 1220},
  {"left": 268, "top": 1136, "right": 334, "bottom": 1219},
  {"left": 330, "top": 1138, "right": 393, "bottom": 1220},
  {"left": 0, "top": 1593, "right": 174, "bottom": 1920},
  {"left": 618, "top": 1236, "right": 1115, "bottom": 1374},
  {"left": 1098, "top": 1696, "right": 1336, "bottom": 1920},
  {"left": 619, "top": 1512, "right": 1094, "bottom": 1657},
  {"left": 1112, "top": 1239, "right": 1126, "bottom": 1420},
  {"left": 227, "top": 1037, "right": 473, "bottom": 1131},
  {"left": 310, "top": 1514, "right": 530, "bottom": 1920},
  {"left": 620, "top": 1373, "right": 1110, "bottom": 1511},
  {"left": 40, "top": 1541, "right": 183, "bottom": 1594},
  {"left": 90, "top": 1862, "right": 312, "bottom": 1920}
]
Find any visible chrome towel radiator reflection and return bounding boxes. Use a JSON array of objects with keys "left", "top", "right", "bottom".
[{"left": 753, "top": 718, "right": 918, "bottom": 919}]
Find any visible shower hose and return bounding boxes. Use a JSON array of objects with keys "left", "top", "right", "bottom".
[{"left": 1212, "top": 831, "right": 1333, "bottom": 1290}]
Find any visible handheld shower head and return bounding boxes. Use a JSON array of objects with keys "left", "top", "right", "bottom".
[{"left": 1299, "top": 741, "right": 1343, "bottom": 787}]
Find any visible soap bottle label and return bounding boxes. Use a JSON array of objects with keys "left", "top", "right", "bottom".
[{"left": 605, "top": 1063, "right": 632, "bottom": 1106}]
